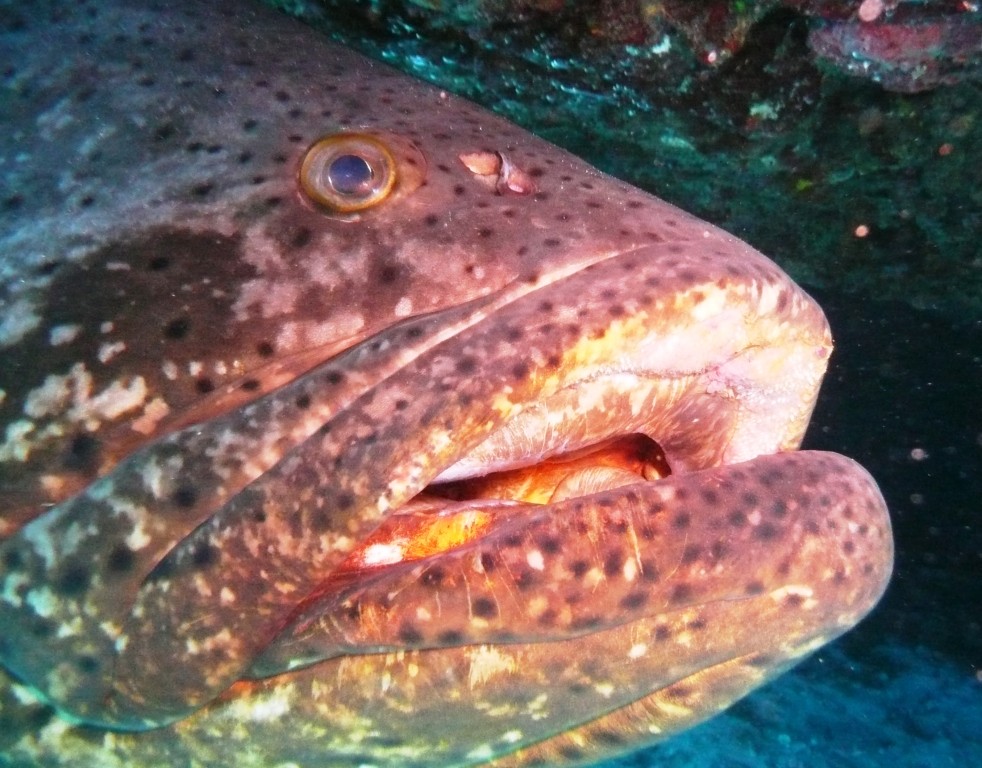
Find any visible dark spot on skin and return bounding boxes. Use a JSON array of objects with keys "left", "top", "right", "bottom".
[
  {"left": 543, "top": 237, "right": 561, "bottom": 248},
  {"left": 290, "top": 227, "right": 312, "bottom": 248},
  {"left": 701, "top": 488, "right": 719, "bottom": 505},
  {"left": 195, "top": 377, "right": 215, "bottom": 394},
  {"left": 2, "top": 547, "right": 22, "bottom": 570},
  {"left": 570, "top": 615, "right": 602, "bottom": 631},
  {"left": 36, "top": 261, "right": 62, "bottom": 276},
  {"left": 472, "top": 597, "right": 498, "bottom": 619},
  {"left": 106, "top": 545, "right": 135, "bottom": 573},
  {"left": 153, "top": 122, "right": 176, "bottom": 142},
  {"left": 710, "top": 540, "right": 729, "bottom": 560},
  {"left": 455, "top": 356, "right": 477, "bottom": 374},
  {"left": 172, "top": 484, "right": 198, "bottom": 508},
  {"left": 424, "top": 213, "right": 439, "bottom": 226},
  {"left": 437, "top": 630, "right": 464, "bottom": 645},
  {"left": 771, "top": 500, "right": 788, "bottom": 518},
  {"left": 672, "top": 513, "right": 690, "bottom": 530},
  {"left": 326, "top": 370, "right": 345, "bottom": 386},
  {"left": 755, "top": 522, "right": 779, "bottom": 541},
  {"left": 148, "top": 255, "right": 171, "bottom": 270},
  {"left": 569, "top": 560, "right": 590, "bottom": 577},
  {"left": 421, "top": 567, "right": 445, "bottom": 587},
  {"left": 669, "top": 583, "right": 693, "bottom": 604},
  {"left": 653, "top": 625, "right": 672, "bottom": 641},
  {"left": 843, "top": 540, "right": 856, "bottom": 554},
  {"left": 335, "top": 492, "right": 355, "bottom": 511},
  {"left": 596, "top": 730, "right": 624, "bottom": 746},
  {"left": 783, "top": 593, "right": 805, "bottom": 609},
  {"left": 251, "top": 509, "right": 267, "bottom": 524},
  {"left": 511, "top": 362, "right": 529, "bottom": 380},
  {"left": 558, "top": 745, "right": 585, "bottom": 761},
  {"left": 164, "top": 317, "right": 190, "bottom": 340},
  {"left": 191, "top": 542, "right": 218, "bottom": 569},
  {"left": 376, "top": 264, "right": 400, "bottom": 284},
  {"left": 76, "top": 655, "right": 99, "bottom": 674},
  {"left": 190, "top": 182, "right": 214, "bottom": 198},
  {"left": 63, "top": 433, "right": 100, "bottom": 472},
  {"left": 620, "top": 591, "right": 648, "bottom": 610},
  {"left": 55, "top": 562, "right": 90, "bottom": 596},
  {"left": 394, "top": 398, "right": 409, "bottom": 411},
  {"left": 537, "top": 535, "right": 561, "bottom": 554},
  {"left": 602, "top": 550, "right": 624, "bottom": 577},
  {"left": 295, "top": 393, "right": 311, "bottom": 409},
  {"left": 398, "top": 624, "right": 423, "bottom": 644},
  {"left": 536, "top": 608, "right": 558, "bottom": 626},
  {"left": 241, "top": 378, "right": 261, "bottom": 392},
  {"left": 681, "top": 544, "right": 702, "bottom": 564},
  {"left": 477, "top": 227, "right": 493, "bottom": 238},
  {"left": 688, "top": 618, "right": 707, "bottom": 631},
  {"left": 741, "top": 491, "right": 760, "bottom": 508},
  {"left": 728, "top": 510, "right": 747, "bottom": 527},
  {"left": 479, "top": 552, "right": 497, "bottom": 573}
]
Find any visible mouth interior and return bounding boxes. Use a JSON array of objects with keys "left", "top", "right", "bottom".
[
  {"left": 429, "top": 432, "right": 672, "bottom": 505},
  {"left": 334, "top": 433, "right": 673, "bottom": 575}
]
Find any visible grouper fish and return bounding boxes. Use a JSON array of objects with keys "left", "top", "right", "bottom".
[{"left": 0, "top": 0, "right": 892, "bottom": 765}]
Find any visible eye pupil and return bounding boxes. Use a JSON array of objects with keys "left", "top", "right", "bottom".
[
  {"left": 327, "top": 154, "right": 374, "bottom": 197},
  {"left": 299, "top": 133, "right": 398, "bottom": 214}
]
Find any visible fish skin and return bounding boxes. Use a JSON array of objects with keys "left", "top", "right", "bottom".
[{"left": 0, "top": 0, "right": 892, "bottom": 766}]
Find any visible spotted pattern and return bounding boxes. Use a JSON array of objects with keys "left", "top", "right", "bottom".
[{"left": 0, "top": 0, "right": 892, "bottom": 765}]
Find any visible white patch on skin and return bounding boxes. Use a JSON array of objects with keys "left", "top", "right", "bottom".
[
  {"left": 770, "top": 584, "right": 817, "bottom": 610},
  {"left": 594, "top": 682, "right": 615, "bottom": 698},
  {"left": 394, "top": 296, "right": 413, "bottom": 317},
  {"left": 0, "top": 419, "right": 35, "bottom": 462},
  {"left": 97, "top": 340, "right": 125, "bottom": 363},
  {"left": 124, "top": 519, "right": 151, "bottom": 551},
  {"left": 188, "top": 361, "right": 203, "bottom": 377},
  {"left": 130, "top": 396, "right": 170, "bottom": 435},
  {"left": 501, "top": 729, "right": 523, "bottom": 744},
  {"left": 25, "top": 586, "right": 59, "bottom": 618},
  {"left": 628, "top": 642, "right": 648, "bottom": 659},
  {"left": 223, "top": 686, "right": 295, "bottom": 722},
  {"left": 49, "top": 323, "right": 81, "bottom": 346},
  {"left": 2, "top": 571, "right": 30, "bottom": 607},
  {"left": 23, "top": 370, "right": 75, "bottom": 418},
  {"left": 0, "top": 297, "right": 41, "bottom": 347},
  {"left": 525, "top": 549, "right": 545, "bottom": 571},
  {"left": 162, "top": 360, "right": 179, "bottom": 380},
  {"left": 100, "top": 321, "right": 114, "bottom": 334},
  {"left": 360, "top": 542, "right": 406, "bottom": 567},
  {"left": 220, "top": 587, "right": 236, "bottom": 605},
  {"left": 467, "top": 645, "right": 518, "bottom": 688}
]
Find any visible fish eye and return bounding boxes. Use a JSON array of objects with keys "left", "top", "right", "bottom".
[{"left": 299, "top": 133, "right": 396, "bottom": 213}]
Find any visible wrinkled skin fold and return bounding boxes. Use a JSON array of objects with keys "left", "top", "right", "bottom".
[{"left": 0, "top": 0, "right": 892, "bottom": 765}]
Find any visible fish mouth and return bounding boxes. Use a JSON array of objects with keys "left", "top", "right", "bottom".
[{"left": 0, "top": 244, "right": 892, "bottom": 735}]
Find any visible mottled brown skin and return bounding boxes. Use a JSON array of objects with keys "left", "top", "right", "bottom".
[{"left": 0, "top": 0, "right": 892, "bottom": 765}]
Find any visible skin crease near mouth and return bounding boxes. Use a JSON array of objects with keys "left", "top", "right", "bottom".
[{"left": 0, "top": 0, "right": 893, "bottom": 766}]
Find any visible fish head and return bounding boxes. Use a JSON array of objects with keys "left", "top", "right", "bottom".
[{"left": 0, "top": 1, "right": 892, "bottom": 765}]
